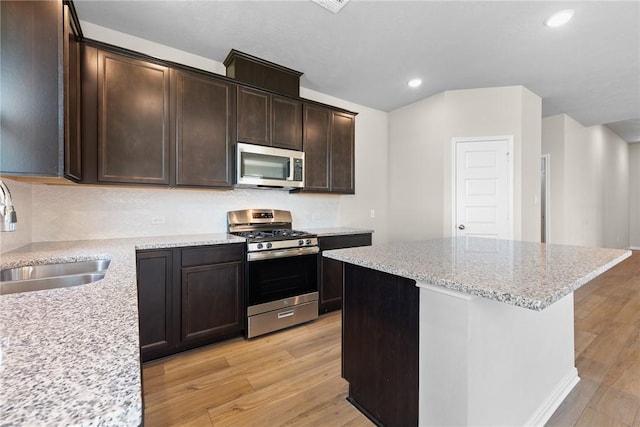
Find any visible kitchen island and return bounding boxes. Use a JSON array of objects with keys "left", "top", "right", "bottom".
[{"left": 324, "top": 237, "right": 631, "bottom": 427}]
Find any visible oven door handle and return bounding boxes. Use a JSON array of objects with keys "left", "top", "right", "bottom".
[{"left": 247, "top": 246, "right": 319, "bottom": 261}]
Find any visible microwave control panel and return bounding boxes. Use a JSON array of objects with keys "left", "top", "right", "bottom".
[{"left": 293, "top": 159, "right": 303, "bottom": 181}]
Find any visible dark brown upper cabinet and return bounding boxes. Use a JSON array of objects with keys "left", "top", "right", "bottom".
[
  {"left": 302, "top": 104, "right": 356, "bottom": 194},
  {"left": 237, "top": 86, "right": 302, "bottom": 151},
  {"left": 331, "top": 111, "right": 356, "bottom": 194},
  {"left": 174, "top": 70, "right": 235, "bottom": 188},
  {"left": 97, "top": 50, "right": 171, "bottom": 185},
  {"left": 302, "top": 105, "right": 331, "bottom": 192},
  {"left": 0, "top": 0, "right": 80, "bottom": 179},
  {"left": 63, "top": 3, "right": 82, "bottom": 181}
]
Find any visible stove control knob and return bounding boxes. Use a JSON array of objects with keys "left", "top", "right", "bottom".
[
  {"left": 257, "top": 243, "right": 263, "bottom": 250},
  {"left": 306, "top": 239, "right": 312, "bottom": 245},
  {"left": 298, "top": 239, "right": 304, "bottom": 246},
  {"left": 266, "top": 242, "right": 272, "bottom": 249}
]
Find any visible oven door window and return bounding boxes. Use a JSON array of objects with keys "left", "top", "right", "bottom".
[{"left": 246, "top": 253, "right": 317, "bottom": 307}]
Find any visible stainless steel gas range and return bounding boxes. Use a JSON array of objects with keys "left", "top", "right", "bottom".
[{"left": 227, "top": 209, "right": 319, "bottom": 338}]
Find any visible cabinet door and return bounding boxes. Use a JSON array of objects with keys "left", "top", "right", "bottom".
[
  {"left": 319, "top": 234, "right": 372, "bottom": 314},
  {"left": 320, "top": 257, "right": 344, "bottom": 313},
  {"left": 181, "top": 261, "right": 243, "bottom": 344},
  {"left": 63, "top": 4, "right": 81, "bottom": 181},
  {"left": 271, "top": 95, "right": 302, "bottom": 150},
  {"left": 97, "top": 50, "right": 170, "bottom": 184},
  {"left": 0, "top": 0, "right": 62, "bottom": 176},
  {"left": 174, "top": 70, "right": 235, "bottom": 188},
  {"left": 137, "top": 250, "right": 176, "bottom": 362},
  {"left": 237, "top": 86, "right": 270, "bottom": 146},
  {"left": 302, "top": 104, "right": 331, "bottom": 192},
  {"left": 331, "top": 111, "right": 356, "bottom": 194}
]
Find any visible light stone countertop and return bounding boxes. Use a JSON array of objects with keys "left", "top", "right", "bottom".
[
  {"left": 323, "top": 237, "right": 631, "bottom": 311},
  {"left": 0, "top": 233, "right": 244, "bottom": 427},
  {"left": 306, "top": 227, "right": 374, "bottom": 237}
]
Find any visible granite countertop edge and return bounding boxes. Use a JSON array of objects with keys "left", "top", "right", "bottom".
[
  {"left": 323, "top": 240, "right": 632, "bottom": 311},
  {"left": 307, "top": 227, "right": 374, "bottom": 237},
  {"left": 0, "top": 233, "right": 244, "bottom": 427}
]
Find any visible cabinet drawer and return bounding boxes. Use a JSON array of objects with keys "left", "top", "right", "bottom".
[
  {"left": 181, "top": 243, "right": 243, "bottom": 267},
  {"left": 247, "top": 300, "right": 318, "bottom": 338},
  {"left": 318, "top": 233, "right": 372, "bottom": 251}
]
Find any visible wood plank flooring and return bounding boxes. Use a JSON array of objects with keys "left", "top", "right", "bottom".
[
  {"left": 142, "top": 310, "right": 373, "bottom": 426},
  {"left": 547, "top": 251, "right": 640, "bottom": 427},
  {"left": 143, "top": 251, "right": 640, "bottom": 426}
]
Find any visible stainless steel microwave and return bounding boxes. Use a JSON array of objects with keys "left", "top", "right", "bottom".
[{"left": 236, "top": 143, "right": 305, "bottom": 189}]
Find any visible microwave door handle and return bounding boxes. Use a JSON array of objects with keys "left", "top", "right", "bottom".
[{"left": 287, "top": 158, "right": 294, "bottom": 181}]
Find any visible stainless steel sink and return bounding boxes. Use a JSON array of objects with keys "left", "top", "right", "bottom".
[
  {"left": 0, "top": 273, "right": 107, "bottom": 295},
  {"left": 0, "top": 259, "right": 110, "bottom": 295},
  {"left": 1, "top": 259, "right": 110, "bottom": 281}
]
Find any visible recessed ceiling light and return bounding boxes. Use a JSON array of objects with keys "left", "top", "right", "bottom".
[
  {"left": 408, "top": 78, "right": 422, "bottom": 88},
  {"left": 544, "top": 9, "right": 575, "bottom": 27},
  {"left": 311, "top": 0, "right": 350, "bottom": 14}
]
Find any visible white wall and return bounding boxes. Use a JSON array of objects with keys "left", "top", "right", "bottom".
[
  {"left": 388, "top": 93, "right": 447, "bottom": 242},
  {"left": 0, "top": 179, "right": 33, "bottom": 253},
  {"left": 0, "top": 23, "right": 388, "bottom": 249},
  {"left": 630, "top": 144, "right": 640, "bottom": 249},
  {"left": 388, "top": 86, "right": 542, "bottom": 243},
  {"left": 542, "top": 114, "right": 630, "bottom": 249},
  {"left": 541, "top": 115, "right": 566, "bottom": 244}
]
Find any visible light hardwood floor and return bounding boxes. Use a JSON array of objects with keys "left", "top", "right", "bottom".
[{"left": 143, "top": 251, "right": 640, "bottom": 427}]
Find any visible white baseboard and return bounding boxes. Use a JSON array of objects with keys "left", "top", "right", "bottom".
[
  {"left": 628, "top": 246, "right": 640, "bottom": 250},
  {"left": 524, "top": 369, "right": 580, "bottom": 426}
]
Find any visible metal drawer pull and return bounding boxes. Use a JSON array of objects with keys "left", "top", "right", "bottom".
[{"left": 278, "top": 310, "right": 295, "bottom": 319}]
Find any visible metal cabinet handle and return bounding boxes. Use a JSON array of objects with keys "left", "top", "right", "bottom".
[
  {"left": 278, "top": 310, "right": 295, "bottom": 319},
  {"left": 458, "top": 224, "right": 466, "bottom": 230}
]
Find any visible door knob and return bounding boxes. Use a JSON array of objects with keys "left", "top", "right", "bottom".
[{"left": 458, "top": 224, "right": 465, "bottom": 230}]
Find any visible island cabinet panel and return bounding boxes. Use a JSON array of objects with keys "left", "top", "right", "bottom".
[
  {"left": 237, "top": 86, "right": 303, "bottom": 150},
  {"left": 174, "top": 70, "right": 235, "bottom": 188},
  {"left": 342, "top": 264, "right": 419, "bottom": 427},
  {"left": 318, "top": 233, "right": 372, "bottom": 313},
  {"left": 302, "top": 105, "right": 356, "bottom": 194},
  {"left": 136, "top": 250, "right": 176, "bottom": 359},
  {"left": 97, "top": 50, "right": 171, "bottom": 185},
  {"left": 136, "top": 243, "right": 244, "bottom": 362}
]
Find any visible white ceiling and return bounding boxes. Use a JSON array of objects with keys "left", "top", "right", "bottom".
[{"left": 74, "top": 0, "right": 640, "bottom": 142}]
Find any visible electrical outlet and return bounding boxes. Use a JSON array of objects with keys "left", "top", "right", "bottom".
[
  {"left": 151, "top": 216, "right": 166, "bottom": 225},
  {"left": 370, "top": 209, "right": 375, "bottom": 218},
  {"left": 312, "top": 213, "right": 321, "bottom": 221}
]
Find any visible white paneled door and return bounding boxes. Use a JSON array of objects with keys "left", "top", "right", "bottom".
[{"left": 453, "top": 137, "right": 513, "bottom": 240}]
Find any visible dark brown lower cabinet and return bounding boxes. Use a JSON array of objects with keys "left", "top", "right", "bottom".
[
  {"left": 181, "top": 262, "right": 243, "bottom": 344},
  {"left": 318, "top": 233, "right": 372, "bottom": 313},
  {"left": 136, "top": 250, "right": 176, "bottom": 358},
  {"left": 342, "top": 264, "right": 419, "bottom": 427},
  {"left": 136, "top": 243, "right": 244, "bottom": 362}
]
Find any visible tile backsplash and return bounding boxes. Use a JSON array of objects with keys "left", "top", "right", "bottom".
[{"left": 31, "top": 184, "right": 340, "bottom": 242}]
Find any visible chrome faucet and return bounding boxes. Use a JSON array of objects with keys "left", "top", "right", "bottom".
[{"left": 0, "top": 180, "right": 17, "bottom": 232}]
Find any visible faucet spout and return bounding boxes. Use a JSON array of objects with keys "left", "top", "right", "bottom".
[{"left": 0, "top": 180, "right": 18, "bottom": 232}]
